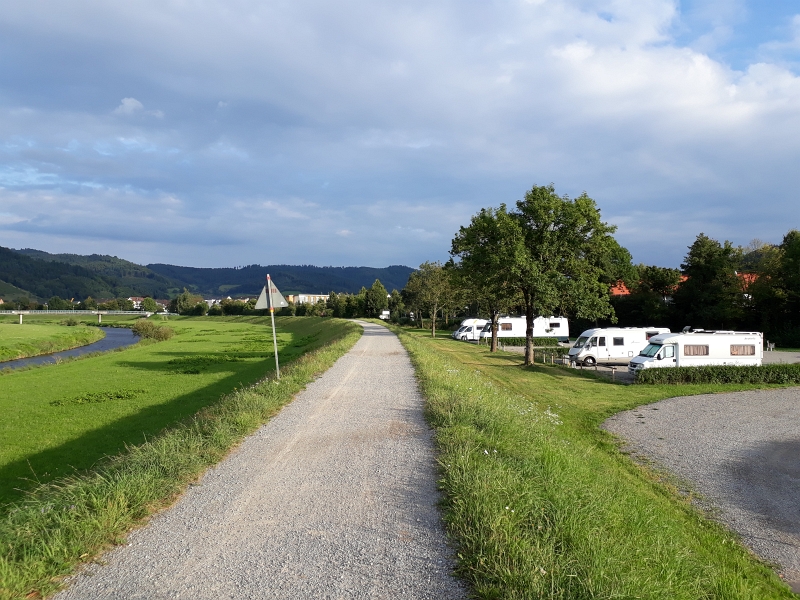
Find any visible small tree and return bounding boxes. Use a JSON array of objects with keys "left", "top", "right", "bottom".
[
  {"left": 415, "top": 261, "right": 451, "bottom": 338},
  {"left": 364, "top": 279, "right": 389, "bottom": 318},
  {"left": 451, "top": 205, "right": 522, "bottom": 352},
  {"left": 47, "top": 296, "right": 73, "bottom": 310},
  {"left": 141, "top": 297, "right": 159, "bottom": 312}
]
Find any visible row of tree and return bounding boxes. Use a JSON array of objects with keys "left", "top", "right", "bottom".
[
  {"left": 0, "top": 295, "right": 162, "bottom": 312},
  {"left": 613, "top": 231, "right": 800, "bottom": 346},
  {"left": 401, "top": 184, "right": 800, "bottom": 359}
]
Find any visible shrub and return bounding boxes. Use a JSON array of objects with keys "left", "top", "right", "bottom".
[
  {"left": 635, "top": 363, "right": 800, "bottom": 385},
  {"left": 131, "top": 320, "right": 175, "bottom": 341},
  {"left": 63, "top": 318, "right": 79, "bottom": 327}
]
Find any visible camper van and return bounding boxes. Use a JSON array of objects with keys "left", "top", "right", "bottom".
[
  {"left": 569, "top": 327, "right": 670, "bottom": 366},
  {"left": 452, "top": 318, "right": 489, "bottom": 341},
  {"left": 628, "top": 330, "right": 763, "bottom": 374},
  {"left": 479, "top": 316, "right": 569, "bottom": 343}
]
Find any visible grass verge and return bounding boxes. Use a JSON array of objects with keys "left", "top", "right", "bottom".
[
  {"left": 0, "top": 319, "right": 361, "bottom": 600},
  {"left": 390, "top": 326, "right": 795, "bottom": 599},
  {"left": 0, "top": 324, "right": 103, "bottom": 362}
]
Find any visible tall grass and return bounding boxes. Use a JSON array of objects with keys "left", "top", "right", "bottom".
[
  {"left": 393, "top": 327, "right": 793, "bottom": 599},
  {"left": 0, "top": 322, "right": 361, "bottom": 600}
]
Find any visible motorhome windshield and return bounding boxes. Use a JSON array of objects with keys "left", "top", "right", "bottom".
[
  {"left": 640, "top": 343, "right": 662, "bottom": 357},
  {"left": 482, "top": 323, "right": 491, "bottom": 332},
  {"left": 573, "top": 336, "right": 589, "bottom": 348}
]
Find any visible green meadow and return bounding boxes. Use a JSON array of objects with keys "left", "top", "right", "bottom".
[
  {"left": 0, "top": 316, "right": 351, "bottom": 506},
  {"left": 0, "top": 324, "right": 103, "bottom": 362},
  {"left": 393, "top": 326, "right": 796, "bottom": 599}
]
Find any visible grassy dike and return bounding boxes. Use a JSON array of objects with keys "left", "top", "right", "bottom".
[
  {"left": 0, "top": 324, "right": 104, "bottom": 362},
  {"left": 0, "top": 318, "right": 362, "bottom": 600},
  {"left": 390, "top": 326, "right": 795, "bottom": 599}
]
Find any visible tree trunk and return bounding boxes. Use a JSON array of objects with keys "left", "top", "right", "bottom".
[
  {"left": 525, "top": 297, "right": 534, "bottom": 366},
  {"left": 490, "top": 311, "right": 500, "bottom": 352},
  {"left": 431, "top": 303, "right": 438, "bottom": 337}
]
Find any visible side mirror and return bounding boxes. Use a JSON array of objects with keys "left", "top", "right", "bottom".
[{"left": 657, "top": 355, "right": 663, "bottom": 360}]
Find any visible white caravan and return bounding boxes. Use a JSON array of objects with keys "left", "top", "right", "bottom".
[
  {"left": 453, "top": 318, "right": 489, "bottom": 341},
  {"left": 479, "top": 316, "right": 570, "bottom": 343},
  {"left": 569, "top": 327, "right": 670, "bottom": 366},
  {"left": 628, "top": 330, "right": 763, "bottom": 374}
]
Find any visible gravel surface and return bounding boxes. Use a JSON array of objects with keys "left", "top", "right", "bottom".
[
  {"left": 55, "top": 321, "right": 466, "bottom": 600},
  {"left": 603, "top": 387, "right": 800, "bottom": 592}
]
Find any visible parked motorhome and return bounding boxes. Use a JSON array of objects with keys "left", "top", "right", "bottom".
[
  {"left": 453, "top": 318, "right": 488, "bottom": 341},
  {"left": 628, "top": 330, "right": 763, "bottom": 374},
  {"left": 479, "top": 316, "right": 569, "bottom": 343},
  {"left": 569, "top": 327, "right": 670, "bottom": 366}
]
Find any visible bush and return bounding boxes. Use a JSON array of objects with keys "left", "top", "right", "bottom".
[
  {"left": 63, "top": 318, "right": 79, "bottom": 327},
  {"left": 635, "top": 363, "right": 800, "bottom": 385},
  {"left": 131, "top": 320, "right": 175, "bottom": 341}
]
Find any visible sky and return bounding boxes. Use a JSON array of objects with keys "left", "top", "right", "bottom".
[{"left": 0, "top": 0, "right": 799, "bottom": 270}]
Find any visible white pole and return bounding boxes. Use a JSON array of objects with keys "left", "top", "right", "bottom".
[{"left": 267, "top": 274, "right": 280, "bottom": 380}]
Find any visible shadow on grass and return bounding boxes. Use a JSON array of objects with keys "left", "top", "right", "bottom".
[{"left": 0, "top": 358, "right": 276, "bottom": 509}]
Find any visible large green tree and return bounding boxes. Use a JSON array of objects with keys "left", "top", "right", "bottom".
[
  {"left": 364, "top": 279, "right": 389, "bottom": 317},
  {"left": 450, "top": 205, "right": 522, "bottom": 352},
  {"left": 670, "top": 233, "right": 744, "bottom": 330},
  {"left": 510, "top": 184, "right": 628, "bottom": 365}
]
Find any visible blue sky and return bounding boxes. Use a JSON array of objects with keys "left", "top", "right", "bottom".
[{"left": 1, "top": 0, "right": 799, "bottom": 269}]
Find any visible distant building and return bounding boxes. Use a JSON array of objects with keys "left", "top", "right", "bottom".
[
  {"left": 287, "top": 294, "right": 329, "bottom": 305},
  {"left": 128, "top": 296, "right": 145, "bottom": 309}
]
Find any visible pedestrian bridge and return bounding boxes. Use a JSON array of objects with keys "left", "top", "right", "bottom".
[{"left": 4, "top": 310, "right": 157, "bottom": 324}]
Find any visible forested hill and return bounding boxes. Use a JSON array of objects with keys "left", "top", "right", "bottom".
[
  {"left": 146, "top": 264, "right": 415, "bottom": 295},
  {"left": 1, "top": 246, "right": 414, "bottom": 301},
  {"left": 14, "top": 249, "right": 174, "bottom": 298},
  {"left": 0, "top": 246, "right": 120, "bottom": 300}
]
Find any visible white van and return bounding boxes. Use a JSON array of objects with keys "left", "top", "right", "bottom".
[
  {"left": 453, "top": 318, "right": 488, "bottom": 341},
  {"left": 628, "top": 330, "right": 763, "bottom": 374},
  {"left": 479, "top": 316, "right": 569, "bottom": 343},
  {"left": 569, "top": 327, "right": 670, "bottom": 366}
]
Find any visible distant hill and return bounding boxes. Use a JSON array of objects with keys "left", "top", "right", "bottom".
[
  {"left": 14, "top": 249, "right": 175, "bottom": 298},
  {"left": 0, "top": 278, "right": 38, "bottom": 302},
  {"left": 146, "top": 264, "right": 415, "bottom": 296},
  {"left": 0, "top": 247, "right": 120, "bottom": 301},
  {"left": 2, "top": 247, "right": 414, "bottom": 301}
]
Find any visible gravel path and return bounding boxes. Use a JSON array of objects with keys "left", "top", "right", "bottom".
[
  {"left": 603, "top": 387, "right": 800, "bottom": 592},
  {"left": 55, "top": 321, "right": 466, "bottom": 600}
]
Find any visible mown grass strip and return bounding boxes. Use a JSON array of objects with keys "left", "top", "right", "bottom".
[
  {"left": 0, "top": 324, "right": 103, "bottom": 362},
  {"left": 391, "top": 326, "right": 794, "bottom": 599},
  {"left": 0, "top": 320, "right": 361, "bottom": 600}
]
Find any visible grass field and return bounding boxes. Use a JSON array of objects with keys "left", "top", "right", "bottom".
[
  {"left": 393, "top": 327, "right": 795, "bottom": 599},
  {"left": 0, "top": 316, "right": 351, "bottom": 507},
  {"left": 0, "top": 316, "right": 361, "bottom": 599},
  {"left": 0, "top": 324, "right": 104, "bottom": 362}
]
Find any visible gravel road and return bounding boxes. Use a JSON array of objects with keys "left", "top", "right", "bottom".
[
  {"left": 603, "top": 387, "right": 800, "bottom": 592},
  {"left": 55, "top": 321, "right": 466, "bottom": 600}
]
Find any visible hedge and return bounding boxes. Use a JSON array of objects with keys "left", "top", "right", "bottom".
[
  {"left": 483, "top": 336, "right": 561, "bottom": 347},
  {"left": 635, "top": 363, "right": 800, "bottom": 385}
]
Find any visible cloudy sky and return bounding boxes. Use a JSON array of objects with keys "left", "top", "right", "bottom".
[{"left": 1, "top": 0, "right": 798, "bottom": 269}]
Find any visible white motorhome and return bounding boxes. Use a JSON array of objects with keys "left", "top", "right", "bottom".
[
  {"left": 569, "top": 327, "right": 670, "bottom": 366},
  {"left": 479, "top": 316, "right": 569, "bottom": 343},
  {"left": 453, "top": 318, "right": 489, "bottom": 341},
  {"left": 628, "top": 330, "right": 763, "bottom": 374}
]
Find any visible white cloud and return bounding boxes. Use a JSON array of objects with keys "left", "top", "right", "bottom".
[
  {"left": 113, "top": 97, "right": 144, "bottom": 115},
  {"left": 0, "top": 1, "right": 799, "bottom": 268}
]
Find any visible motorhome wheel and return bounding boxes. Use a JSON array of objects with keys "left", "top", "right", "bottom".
[{"left": 583, "top": 356, "right": 596, "bottom": 366}]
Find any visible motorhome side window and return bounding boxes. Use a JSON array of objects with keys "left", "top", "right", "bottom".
[
  {"left": 663, "top": 346, "right": 674, "bottom": 358},
  {"left": 730, "top": 345, "right": 755, "bottom": 356},
  {"left": 549, "top": 322, "right": 560, "bottom": 328},
  {"left": 613, "top": 337, "right": 624, "bottom": 346},
  {"left": 500, "top": 323, "right": 512, "bottom": 331},
  {"left": 683, "top": 345, "right": 709, "bottom": 356},
  {"left": 598, "top": 337, "right": 606, "bottom": 346}
]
